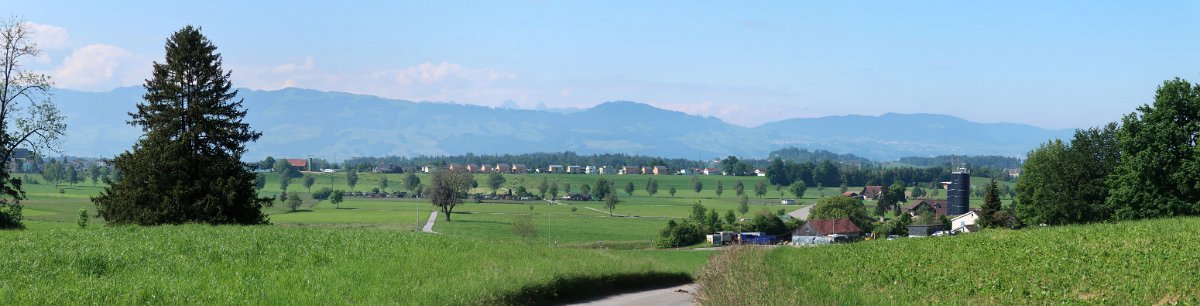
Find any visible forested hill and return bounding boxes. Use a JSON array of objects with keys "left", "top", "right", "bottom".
[
  {"left": 52, "top": 87, "right": 1073, "bottom": 161},
  {"left": 767, "top": 148, "right": 872, "bottom": 164}
]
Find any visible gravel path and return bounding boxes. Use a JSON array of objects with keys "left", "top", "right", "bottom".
[
  {"left": 422, "top": 211, "right": 438, "bottom": 233},
  {"left": 563, "top": 283, "right": 696, "bottom": 306}
]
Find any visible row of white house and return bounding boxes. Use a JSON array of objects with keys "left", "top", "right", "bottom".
[{"left": 419, "top": 163, "right": 767, "bottom": 176}]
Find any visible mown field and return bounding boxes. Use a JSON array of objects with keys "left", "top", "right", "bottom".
[
  {"left": 0, "top": 224, "right": 710, "bottom": 304},
  {"left": 696, "top": 217, "right": 1200, "bottom": 305}
]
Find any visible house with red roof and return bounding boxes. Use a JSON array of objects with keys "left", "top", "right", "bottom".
[
  {"left": 792, "top": 218, "right": 862, "bottom": 244},
  {"left": 860, "top": 186, "right": 884, "bottom": 200},
  {"left": 285, "top": 158, "right": 308, "bottom": 172}
]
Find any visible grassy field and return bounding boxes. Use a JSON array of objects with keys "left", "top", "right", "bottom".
[
  {"left": 696, "top": 217, "right": 1200, "bottom": 305},
  {"left": 0, "top": 224, "right": 711, "bottom": 304}
]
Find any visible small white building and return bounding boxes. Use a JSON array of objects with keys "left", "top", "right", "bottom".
[
  {"left": 421, "top": 165, "right": 437, "bottom": 173},
  {"left": 951, "top": 211, "right": 980, "bottom": 233}
]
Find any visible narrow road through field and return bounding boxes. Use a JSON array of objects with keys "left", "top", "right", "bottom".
[
  {"left": 422, "top": 211, "right": 438, "bottom": 233},
  {"left": 788, "top": 204, "right": 812, "bottom": 220},
  {"left": 564, "top": 283, "right": 696, "bottom": 306}
]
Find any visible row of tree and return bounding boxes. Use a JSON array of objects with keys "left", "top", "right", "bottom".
[{"left": 1017, "top": 78, "right": 1200, "bottom": 225}]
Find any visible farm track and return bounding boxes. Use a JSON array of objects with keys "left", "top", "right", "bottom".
[{"left": 422, "top": 211, "right": 438, "bottom": 233}]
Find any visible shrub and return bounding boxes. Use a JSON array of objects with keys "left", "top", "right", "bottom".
[
  {"left": 511, "top": 214, "right": 537, "bottom": 241},
  {"left": 77, "top": 209, "right": 89, "bottom": 229},
  {"left": 655, "top": 220, "right": 705, "bottom": 248},
  {"left": 311, "top": 187, "right": 334, "bottom": 200}
]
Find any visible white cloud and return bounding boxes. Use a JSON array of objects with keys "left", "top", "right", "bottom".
[
  {"left": 23, "top": 22, "right": 70, "bottom": 50},
  {"left": 53, "top": 44, "right": 134, "bottom": 89}
]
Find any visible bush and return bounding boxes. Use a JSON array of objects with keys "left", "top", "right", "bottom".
[
  {"left": 77, "top": 209, "right": 89, "bottom": 229},
  {"left": 655, "top": 220, "right": 705, "bottom": 248},
  {"left": 311, "top": 187, "right": 334, "bottom": 200},
  {"left": 511, "top": 214, "right": 537, "bottom": 241},
  {"left": 286, "top": 192, "right": 303, "bottom": 212}
]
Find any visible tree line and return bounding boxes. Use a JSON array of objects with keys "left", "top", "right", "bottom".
[{"left": 1016, "top": 78, "right": 1199, "bottom": 226}]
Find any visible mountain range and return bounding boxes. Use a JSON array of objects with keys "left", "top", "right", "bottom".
[{"left": 53, "top": 87, "right": 1073, "bottom": 161}]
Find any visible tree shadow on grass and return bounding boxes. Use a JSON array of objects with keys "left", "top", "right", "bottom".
[{"left": 496, "top": 272, "right": 692, "bottom": 305}]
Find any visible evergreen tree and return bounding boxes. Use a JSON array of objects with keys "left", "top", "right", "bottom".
[
  {"left": 645, "top": 178, "right": 658, "bottom": 197},
  {"left": 92, "top": 26, "right": 269, "bottom": 225},
  {"left": 980, "top": 179, "right": 1002, "bottom": 228}
]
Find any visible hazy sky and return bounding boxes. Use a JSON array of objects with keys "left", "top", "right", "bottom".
[{"left": 10, "top": 1, "right": 1199, "bottom": 129}]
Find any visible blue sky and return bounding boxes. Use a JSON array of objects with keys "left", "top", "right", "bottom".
[{"left": 10, "top": 1, "right": 1199, "bottom": 129}]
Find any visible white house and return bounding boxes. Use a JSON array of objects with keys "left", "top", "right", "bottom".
[{"left": 951, "top": 211, "right": 980, "bottom": 233}]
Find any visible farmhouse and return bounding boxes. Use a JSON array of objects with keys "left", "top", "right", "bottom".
[
  {"left": 566, "top": 165, "right": 582, "bottom": 174},
  {"left": 547, "top": 165, "right": 563, "bottom": 173},
  {"left": 480, "top": 164, "right": 493, "bottom": 173},
  {"left": 860, "top": 186, "right": 884, "bottom": 200},
  {"left": 906, "top": 199, "right": 949, "bottom": 219},
  {"left": 702, "top": 168, "right": 721, "bottom": 175},
  {"left": 640, "top": 166, "right": 653, "bottom": 174},
  {"left": 600, "top": 166, "right": 620, "bottom": 175},
  {"left": 421, "top": 165, "right": 437, "bottom": 173},
  {"left": 7, "top": 148, "right": 31, "bottom": 173},
  {"left": 466, "top": 164, "right": 481, "bottom": 173},
  {"left": 652, "top": 166, "right": 669, "bottom": 175},
  {"left": 495, "top": 163, "right": 511, "bottom": 173},
  {"left": 447, "top": 163, "right": 464, "bottom": 172},
  {"left": 753, "top": 168, "right": 767, "bottom": 176},
  {"left": 619, "top": 166, "right": 640, "bottom": 175},
  {"left": 584, "top": 166, "right": 597, "bottom": 174},
  {"left": 951, "top": 210, "right": 981, "bottom": 233},
  {"left": 512, "top": 164, "right": 527, "bottom": 174},
  {"left": 283, "top": 158, "right": 308, "bottom": 172},
  {"left": 792, "top": 218, "right": 862, "bottom": 245},
  {"left": 842, "top": 191, "right": 859, "bottom": 198}
]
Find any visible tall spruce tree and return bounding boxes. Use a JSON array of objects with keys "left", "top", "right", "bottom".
[
  {"left": 980, "top": 179, "right": 1002, "bottom": 228},
  {"left": 92, "top": 26, "right": 269, "bottom": 225}
]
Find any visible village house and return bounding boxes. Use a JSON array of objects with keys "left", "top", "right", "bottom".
[
  {"left": 495, "top": 163, "right": 511, "bottom": 173},
  {"left": 906, "top": 199, "right": 949, "bottom": 219},
  {"left": 702, "top": 168, "right": 721, "bottom": 175},
  {"left": 584, "top": 166, "right": 597, "bottom": 174},
  {"left": 619, "top": 166, "right": 640, "bottom": 175},
  {"left": 547, "top": 165, "right": 564, "bottom": 173},
  {"left": 678, "top": 168, "right": 696, "bottom": 175},
  {"left": 566, "top": 165, "right": 582, "bottom": 174},
  {"left": 860, "top": 186, "right": 884, "bottom": 200},
  {"left": 284, "top": 158, "right": 308, "bottom": 172},
  {"left": 447, "top": 163, "right": 464, "bottom": 172},
  {"left": 512, "top": 164, "right": 527, "bottom": 174},
  {"left": 466, "top": 164, "right": 481, "bottom": 173},
  {"left": 792, "top": 218, "right": 862, "bottom": 245},
  {"left": 7, "top": 148, "right": 31, "bottom": 173},
  {"left": 951, "top": 210, "right": 981, "bottom": 233},
  {"left": 421, "top": 165, "right": 437, "bottom": 173},
  {"left": 753, "top": 168, "right": 767, "bottom": 177},
  {"left": 480, "top": 164, "right": 493, "bottom": 173},
  {"left": 842, "top": 191, "right": 860, "bottom": 198},
  {"left": 907, "top": 224, "right": 945, "bottom": 237},
  {"left": 600, "top": 166, "right": 620, "bottom": 175},
  {"left": 652, "top": 166, "right": 669, "bottom": 175}
]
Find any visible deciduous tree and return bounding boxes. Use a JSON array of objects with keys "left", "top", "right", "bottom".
[{"left": 428, "top": 168, "right": 473, "bottom": 221}]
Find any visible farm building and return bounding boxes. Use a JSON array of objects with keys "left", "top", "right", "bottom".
[
  {"left": 702, "top": 168, "right": 721, "bottom": 175},
  {"left": 652, "top": 166, "right": 669, "bottom": 175},
  {"left": 547, "top": 165, "right": 564, "bottom": 173},
  {"left": 566, "top": 165, "right": 582, "bottom": 174},
  {"left": 842, "top": 191, "right": 859, "bottom": 198},
  {"left": 780, "top": 199, "right": 796, "bottom": 205},
  {"left": 512, "top": 164, "right": 527, "bottom": 174},
  {"left": 421, "top": 165, "right": 437, "bottom": 173},
  {"left": 584, "top": 166, "right": 597, "bottom": 174},
  {"left": 466, "top": 164, "right": 481, "bottom": 173},
  {"left": 906, "top": 199, "right": 949, "bottom": 219},
  {"left": 495, "top": 163, "right": 511, "bottom": 173},
  {"left": 907, "top": 224, "right": 945, "bottom": 237},
  {"left": 753, "top": 168, "right": 767, "bottom": 176},
  {"left": 947, "top": 167, "right": 971, "bottom": 215},
  {"left": 480, "top": 164, "right": 493, "bottom": 173},
  {"left": 284, "top": 158, "right": 308, "bottom": 172},
  {"left": 860, "top": 186, "right": 884, "bottom": 200},
  {"left": 619, "top": 166, "right": 640, "bottom": 175},
  {"left": 792, "top": 218, "right": 862, "bottom": 245},
  {"left": 599, "top": 166, "right": 620, "bottom": 175},
  {"left": 951, "top": 210, "right": 981, "bottom": 233},
  {"left": 447, "top": 163, "right": 464, "bottom": 172}
]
